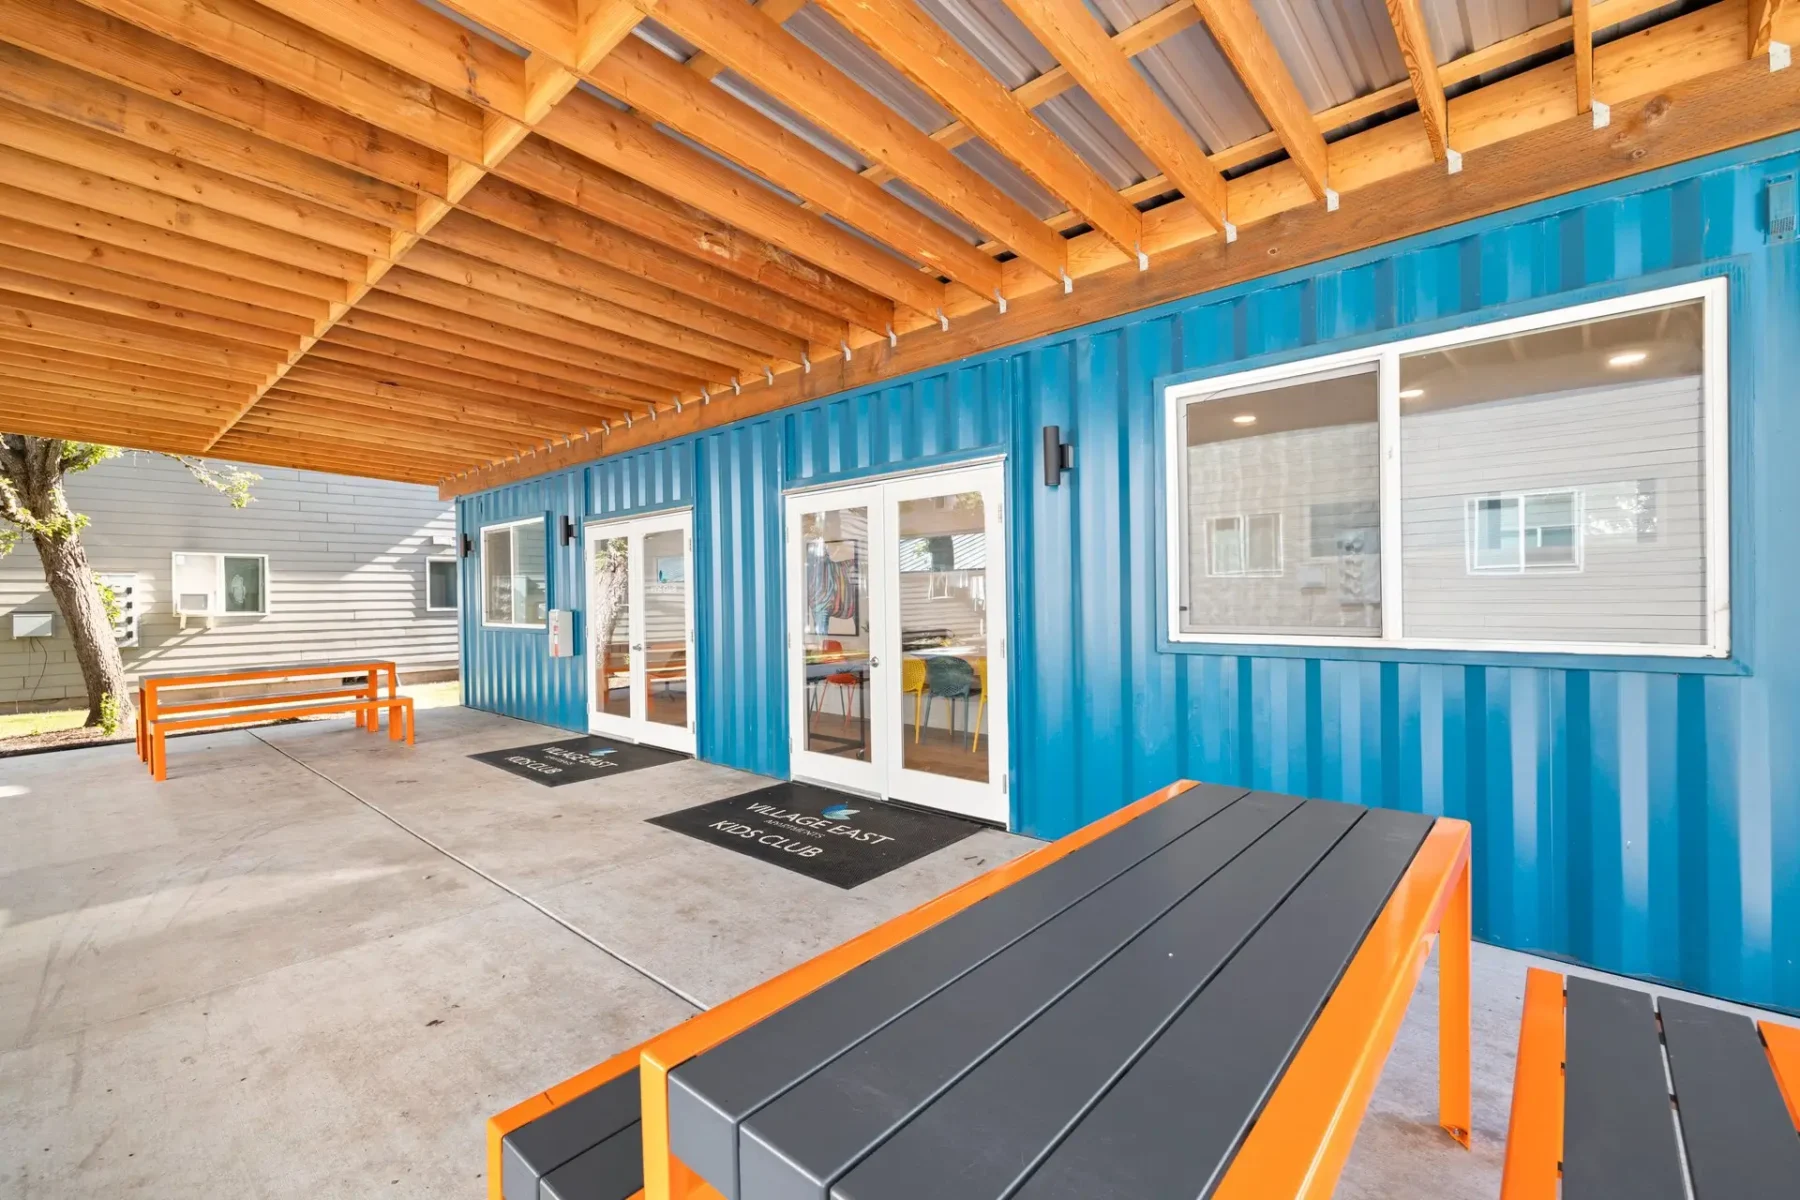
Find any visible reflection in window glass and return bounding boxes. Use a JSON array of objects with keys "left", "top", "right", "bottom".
[
  {"left": 1181, "top": 364, "right": 1381, "bottom": 637},
  {"left": 221, "top": 556, "right": 264, "bottom": 613},
  {"left": 427, "top": 559, "right": 457, "bottom": 611},
  {"left": 513, "top": 520, "right": 547, "bottom": 626},
  {"left": 1401, "top": 299, "right": 1707, "bottom": 645},
  {"left": 482, "top": 526, "right": 514, "bottom": 625}
]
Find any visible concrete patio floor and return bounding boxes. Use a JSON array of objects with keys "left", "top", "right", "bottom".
[{"left": 1, "top": 707, "right": 1790, "bottom": 1198}]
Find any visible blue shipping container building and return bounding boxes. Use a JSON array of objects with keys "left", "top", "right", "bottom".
[{"left": 459, "top": 132, "right": 1800, "bottom": 1014}]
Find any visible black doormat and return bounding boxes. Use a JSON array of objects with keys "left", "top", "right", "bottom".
[
  {"left": 647, "top": 781, "right": 984, "bottom": 889},
  {"left": 469, "top": 736, "right": 687, "bottom": 787}
]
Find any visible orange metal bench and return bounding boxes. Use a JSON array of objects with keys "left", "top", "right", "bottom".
[
  {"left": 135, "top": 661, "right": 409, "bottom": 781},
  {"left": 488, "top": 782, "right": 1473, "bottom": 1200}
]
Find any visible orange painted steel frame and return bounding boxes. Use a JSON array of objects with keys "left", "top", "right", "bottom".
[
  {"left": 1499, "top": 970, "right": 1800, "bottom": 1197},
  {"left": 136, "top": 661, "right": 403, "bottom": 780},
  {"left": 488, "top": 784, "right": 1472, "bottom": 1200}
]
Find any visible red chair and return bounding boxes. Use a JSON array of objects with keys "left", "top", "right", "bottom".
[{"left": 818, "top": 639, "right": 863, "bottom": 726}]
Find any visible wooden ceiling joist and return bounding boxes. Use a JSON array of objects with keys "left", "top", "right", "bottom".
[
  {"left": 285, "top": 355, "right": 633, "bottom": 422},
  {"left": 998, "top": 0, "right": 1232, "bottom": 235},
  {"left": 0, "top": 266, "right": 298, "bottom": 352},
  {"left": 650, "top": 0, "right": 1069, "bottom": 285},
  {"left": 0, "top": 341, "right": 251, "bottom": 398},
  {"left": 0, "top": 323, "right": 267, "bottom": 387},
  {"left": 1189, "top": 0, "right": 1329, "bottom": 198},
  {"left": 307, "top": 339, "right": 638, "bottom": 418},
  {"left": 1384, "top": 0, "right": 1451, "bottom": 159}
]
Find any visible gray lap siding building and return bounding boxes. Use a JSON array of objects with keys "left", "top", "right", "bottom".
[{"left": 0, "top": 453, "right": 458, "bottom": 710}]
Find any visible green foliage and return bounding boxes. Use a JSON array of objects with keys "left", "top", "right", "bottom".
[
  {"left": 94, "top": 573, "right": 122, "bottom": 628},
  {"left": 97, "top": 692, "right": 122, "bottom": 737},
  {"left": 174, "top": 455, "right": 260, "bottom": 508}
]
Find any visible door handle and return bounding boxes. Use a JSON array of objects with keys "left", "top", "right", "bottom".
[{"left": 869, "top": 657, "right": 880, "bottom": 669}]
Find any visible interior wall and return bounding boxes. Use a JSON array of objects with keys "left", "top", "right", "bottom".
[{"left": 459, "top": 133, "right": 1800, "bottom": 1012}]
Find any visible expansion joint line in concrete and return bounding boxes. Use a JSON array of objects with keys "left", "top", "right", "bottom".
[{"left": 249, "top": 731, "right": 708, "bottom": 1012}]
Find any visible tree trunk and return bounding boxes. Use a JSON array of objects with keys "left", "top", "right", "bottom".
[{"left": 35, "top": 529, "right": 129, "bottom": 727}]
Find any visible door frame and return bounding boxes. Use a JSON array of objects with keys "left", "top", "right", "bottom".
[
  {"left": 584, "top": 509, "right": 696, "bottom": 754},
  {"left": 784, "top": 460, "right": 1009, "bottom": 826}
]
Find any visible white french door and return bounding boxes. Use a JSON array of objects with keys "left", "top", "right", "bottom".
[
  {"left": 785, "top": 462, "right": 1008, "bottom": 825},
  {"left": 585, "top": 510, "right": 695, "bottom": 754}
]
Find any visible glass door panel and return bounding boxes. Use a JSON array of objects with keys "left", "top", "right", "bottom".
[
  {"left": 586, "top": 512, "right": 694, "bottom": 754},
  {"left": 788, "top": 492, "right": 882, "bottom": 796},
  {"left": 642, "top": 527, "right": 689, "bottom": 731}
]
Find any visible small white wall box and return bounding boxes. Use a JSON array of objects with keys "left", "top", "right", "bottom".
[
  {"left": 12, "top": 612, "right": 53, "bottom": 638},
  {"left": 547, "top": 609, "right": 575, "bottom": 657},
  {"left": 97, "top": 572, "right": 140, "bottom": 648}
]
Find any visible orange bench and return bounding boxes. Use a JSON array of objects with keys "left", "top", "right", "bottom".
[
  {"left": 489, "top": 782, "right": 1473, "bottom": 1200},
  {"left": 136, "top": 661, "right": 412, "bottom": 781}
]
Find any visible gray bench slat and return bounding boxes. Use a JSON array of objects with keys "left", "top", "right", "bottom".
[
  {"left": 667, "top": 783, "right": 1249, "bottom": 1198},
  {"left": 1562, "top": 978, "right": 1686, "bottom": 1200},
  {"left": 827, "top": 799, "right": 1368, "bottom": 1200},
  {"left": 1009, "top": 807, "right": 1434, "bottom": 1200},
  {"left": 502, "top": 1068, "right": 642, "bottom": 1200},
  {"left": 1660, "top": 997, "right": 1800, "bottom": 1199},
  {"left": 539, "top": 1121, "right": 645, "bottom": 1200},
  {"left": 736, "top": 792, "right": 1307, "bottom": 1200}
]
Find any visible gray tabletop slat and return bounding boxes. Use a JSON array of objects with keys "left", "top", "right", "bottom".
[
  {"left": 1660, "top": 997, "right": 1800, "bottom": 1199},
  {"left": 1009, "top": 807, "right": 1434, "bottom": 1200},
  {"left": 828, "top": 799, "right": 1368, "bottom": 1200},
  {"left": 538, "top": 1121, "right": 644, "bottom": 1200},
  {"left": 502, "top": 1068, "right": 642, "bottom": 1200},
  {"left": 667, "top": 783, "right": 1250, "bottom": 1198},
  {"left": 1562, "top": 978, "right": 1687, "bottom": 1200},
  {"left": 736, "top": 792, "right": 1308, "bottom": 1200}
]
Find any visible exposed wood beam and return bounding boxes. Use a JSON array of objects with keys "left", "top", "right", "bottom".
[
  {"left": 997, "top": 0, "right": 1231, "bottom": 234},
  {"left": 308, "top": 339, "right": 636, "bottom": 417},
  {"left": 203, "top": 0, "right": 661, "bottom": 451},
  {"left": 425, "top": 209, "right": 814, "bottom": 360},
  {"left": 534, "top": 91, "right": 947, "bottom": 318},
  {"left": 806, "top": 0, "right": 1144, "bottom": 260},
  {"left": 453, "top": 0, "right": 1787, "bottom": 493},
  {"left": 494, "top": 138, "right": 896, "bottom": 334},
  {"left": 0, "top": 98, "right": 396, "bottom": 260},
  {"left": 0, "top": 273, "right": 294, "bottom": 354},
  {"left": 0, "top": 364, "right": 239, "bottom": 411},
  {"left": 0, "top": 141, "right": 370, "bottom": 279},
  {"left": 0, "top": 183, "right": 345, "bottom": 304},
  {"left": 1750, "top": 0, "right": 1793, "bottom": 56},
  {"left": 0, "top": 0, "right": 447, "bottom": 198},
  {"left": 458, "top": 175, "right": 847, "bottom": 347},
  {"left": 321, "top": 325, "right": 672, "bottom": 407},
  {"left": 61, "top": 0, "right": 485, "bottom": 162},
  {"left": 0, "top": 214, "right": 330, "bottom": 322},
  {"left": 0, "top": 245, "right": 315, "bottom": 335},
  {"left": 651, "top": 0, "right": 1070, "bottom": 284},
  {"left": 684, "top": 0, "right": 807, "bottom": 81},
  {"left": 0, "top": 324, "right": 265, "bottom": 387},
  {"left": 1384, "top": 0, "right": 1450, "bottom": 159},
  {"left": 0, "top": 346, "right": 245, "bottom": 401},
  {"left": 593, "top": 35, "right": 1005, "bottom": 296},
  {"left": 1190, "top": 0, "right": 1329, "bottom": 198},
  {"left": 0, "top": 293, "right": 275, "bottom": 375},
  {"left": 1574, "top": 0, "right": 1595, "bottom": 113}
]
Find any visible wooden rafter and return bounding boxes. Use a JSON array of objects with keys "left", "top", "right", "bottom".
[
  {"left": 1189, "top": 0, "right": 1329, "bottom": 198},
  {"left": 1750, "top": 0, "right": 1793, "bottom": 56},
  {"left": 1384, "top": 0, "right": 1450, "bottom": 159},
  {"left": 997, "top": 0, "right": 1232, "bottom": 234},
  {"left": 1574, "top": 0, "right": 1595, "bottom": 113}
]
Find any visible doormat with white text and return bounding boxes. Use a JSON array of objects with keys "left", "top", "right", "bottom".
[
  {"left": 648, "top": 780, "right": 984, "bottom": 888},
  {"left": 470, "top": 736, "right": 687, "bottom": 787}
]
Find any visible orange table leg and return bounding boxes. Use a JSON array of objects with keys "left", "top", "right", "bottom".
[
  {"left": 1499, "top": 968, "right": 1565, "bottom": 1200},
  {"left": 152, "top": 727, "right": 167, "bottom": 782},
  {"left": 1760, "top": 1019, "right": 1800, "bottom": 1132},
  {"left": 365, "top": 669, "right": 380, "bottom": 734},
  {"left": 1439, "top": 854, "right": 1472, "bottom": 1147}
]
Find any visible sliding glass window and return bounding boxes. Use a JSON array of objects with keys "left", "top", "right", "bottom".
[{"left": 1165, "top": 279, "right": 1729, "bottom": 657}]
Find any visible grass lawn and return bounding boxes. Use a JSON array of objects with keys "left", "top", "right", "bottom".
[{"left": 0, "top": 679, "right": 463, "bottom": 746}]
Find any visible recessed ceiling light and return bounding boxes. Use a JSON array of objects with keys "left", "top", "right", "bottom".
[
  {"left": 1608, "top": 350, "right": 1648, "bottom": 368},
  {"left": 1232, "top": 413, "right": 1257, "bottom": 425},
  {"left": 1399, "top": 387, "right": 1425, "bottom": 399}
]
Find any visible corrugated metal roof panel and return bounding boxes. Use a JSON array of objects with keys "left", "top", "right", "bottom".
[
  {"left": 881, "top": 178, "right": 986, "bottom": 245},
  {"left": 1423, "top": 0, "right": 1569, "bottom": 61},
  {"left": 783, "top": 4, "right": 953, "bottom": 133},
  {"left": 952, "top": 140, "right": 1065, "bottom": 219},
  {"left": 1036, "top": 88, "right": 1159, "bottom": 188},
  {"left": 1255, "top": 0, "right": 1410, "bottom": 109},
  {"left": 711, "top": 69, "right": 873, "bottom": 172}
]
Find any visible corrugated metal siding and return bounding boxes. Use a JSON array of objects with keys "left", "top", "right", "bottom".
[
  {"left": 462, "top": 134, "right": 1800, "bottom": 1010},
  {"left": 0, "top": 454, "right": 457, "bottom": 707},
  {"left": 589, "top": 440, "right": 695, "bottom": 519}
]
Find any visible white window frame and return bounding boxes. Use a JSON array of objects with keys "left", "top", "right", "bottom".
[
  {"left": 1164, "top": 277, "right": 1730, "bottom": 658},
  {"left": 169, "top": 552, "right": 270, "bottom": 617},
  {"left": 425, "top": 555, "right": 459, "bottom": 613},
  {"left": 1464, "top": 489, "right": 1585, "bottom": 575},
  {"left": 480, "top": 516, "right": 548, "bottom": 630},
  {"left": 1207, "top": 513, "right": 1284, "bottom": 577}
]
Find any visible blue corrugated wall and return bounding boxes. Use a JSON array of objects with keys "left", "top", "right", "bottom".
[{"left": 462, "top": 134, "right": 1800, "bottom": 1010}]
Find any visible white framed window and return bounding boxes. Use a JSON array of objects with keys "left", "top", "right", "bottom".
[
  {"left": 1165, "top": 278, "right": 1730, "bottom": 657},
  {"left": 481, "top": 517, "right": 548, "bottom": 629},
  {"left": 170, "top": 552, "right": 268, "bottom": 616},
  {"left": 1208, "top": 514, "right": 1283, "bottom": 576},
  {"left": 426, "top": 556, "right": 458, "bottom": 612}
]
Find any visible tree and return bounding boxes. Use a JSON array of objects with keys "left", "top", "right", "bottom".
[{"left": 0, "top": 435, "right": 258, "bottom": 730}]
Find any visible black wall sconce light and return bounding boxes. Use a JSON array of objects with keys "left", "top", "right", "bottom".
[
  {"left": 460, "top": 533, "right": 472, "bottom": 558},
  {"left": 1042, "top": 425, "right": 1075, "bottom": 487},
  {"left": 560, "top": 515, "right": 577, "bottom": 546}
]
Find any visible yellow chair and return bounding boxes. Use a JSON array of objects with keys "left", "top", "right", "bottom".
[
  {"left": 970, "top": 657, "right": 988, "bottom": 752},
  {"left": 902, "top": 657, "right": 928, "bottom": 743}
]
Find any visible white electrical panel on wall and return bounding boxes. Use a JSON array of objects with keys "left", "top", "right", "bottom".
[
  {"left": 11, "top": 612, "right": 53, "bottom": 638},
  {"left": 98, "top": 572, "right": 140, "bottom": 648}
]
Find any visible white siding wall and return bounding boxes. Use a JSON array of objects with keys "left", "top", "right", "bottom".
[{"left": 0, "top": 453, "right": 458, "bottom": 708}]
